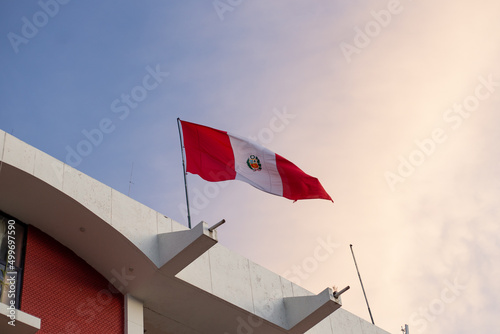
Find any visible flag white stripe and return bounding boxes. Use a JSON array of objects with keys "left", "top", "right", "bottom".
[{"left": 229, "top": 133, "right": 283, "bottom": 196}]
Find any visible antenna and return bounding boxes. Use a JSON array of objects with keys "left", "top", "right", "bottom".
[
  {"left": 350, "top": 244, "right": 375, "bottom": 325},
  {"left": 128, "top": 162, "right": 135, "bottom": 196}
]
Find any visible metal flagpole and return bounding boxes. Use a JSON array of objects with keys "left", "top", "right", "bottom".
[
  {"left": 177, "top": 118, "right": 192, "bottom": 229},
  {"left": 350, "top": 244, "right": 375, "bottom": 325}
]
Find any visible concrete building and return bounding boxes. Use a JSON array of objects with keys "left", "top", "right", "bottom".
[{"left": 0, "top": 130, "right": 392, "bottom": 334}]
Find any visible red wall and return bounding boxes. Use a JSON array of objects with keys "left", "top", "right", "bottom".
[{"left": 20, "top": 226, "right": 124, "bottom": 334}]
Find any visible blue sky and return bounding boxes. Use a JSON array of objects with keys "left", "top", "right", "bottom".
[{"left": 2, "top": 1, "right": 500, "bottom": 333}]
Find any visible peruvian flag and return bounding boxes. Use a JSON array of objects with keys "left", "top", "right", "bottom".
[{"left": 179, "top": 120, "right": 333, "bottom": 202}]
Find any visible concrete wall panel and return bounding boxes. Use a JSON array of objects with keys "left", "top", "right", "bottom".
[
  {"left": 376, "top": 326, "right": 392, "bottom": 334},
  {"left": 280, "top": 277, "right": 294, "bottom": 299},
  {"left": 3, "top": 133, "right": 35, "bottom": 174},
  {"left": 291, "top": 284, "right": 314, "bottom": 297},
  {"left": 111, "top": 189, "right": 158, "bottom": 264},
  {"left": 250, "top": 262, "right": 287, "bottom": 328},
  {"left": 306, "top": 316, "right": 334, "bottom": 334},
  {"left": 34, "top": 149, "right": 64, "bottom": 191},
  {"left": 359, "top": 317, "right": 377, "bottom": 334},
  {"left": 62, "top": 164, "right": 112, "bottom": 222},
  {"left": 331, "top": 309, "right": 366, "bottom": 334},
  {"left": 172, "top": 218, "right": 189, "bottom": 231},
  {"left": 176, "top": 250, "right": 213, "bottom": 293},
  {"left": 209, "top": 244, "right": 254, "bottom": 313},
  {"left": 157, "top": 213, "right": 173, "bottom": 234}
]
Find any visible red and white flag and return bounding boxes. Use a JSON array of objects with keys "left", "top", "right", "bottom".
[{"left": 179, "top": 120, "right": 332, "bottom": 202}]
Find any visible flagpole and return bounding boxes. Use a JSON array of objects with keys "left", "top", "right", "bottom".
[
  {"left": 177, "top": 118, "right": 192, "bottom": 229},
  {"left": 350, "top": 244, "right": 375, "bottom": 325}
]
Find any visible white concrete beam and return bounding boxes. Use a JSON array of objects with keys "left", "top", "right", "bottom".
[
  {"left": 158, "top": 221, "right": 217, "bottom": 276},
  {"left": 284, "top": 287, "right": 341, "bottom": 334}
]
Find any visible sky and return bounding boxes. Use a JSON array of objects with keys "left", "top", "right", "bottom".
[{"left": 1, "top": 1, "right": 500, "bottom": 333}]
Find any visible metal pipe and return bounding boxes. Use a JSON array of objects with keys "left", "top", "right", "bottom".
[
  {"left": 208, "top": 219, "right": 226, "bottom": 232},
  {"left": 333, "top": 285, "right": 350, "bottom": 299}
]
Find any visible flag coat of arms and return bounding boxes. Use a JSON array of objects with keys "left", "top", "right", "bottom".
[{"left": 179, "top": 120, "right": 333, "bottom": 202}]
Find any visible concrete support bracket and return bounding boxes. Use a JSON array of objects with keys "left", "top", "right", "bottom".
[
  {"left": 158, "top": 221, "right": 217, "bottom": 276},
  {"left": 284, "top": 287, "right": 342, "bottom": 334}
]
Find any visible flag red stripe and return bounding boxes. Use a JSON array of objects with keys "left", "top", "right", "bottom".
[
  {"left": 181, "top": 121, "right": 236, "bottom": 181},
  {"left": 275, "top": 154, "right": 333, "bottom": 201}
]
